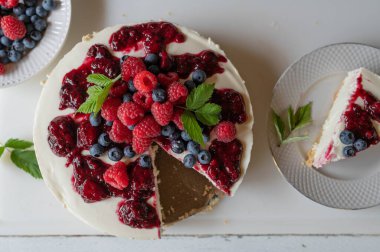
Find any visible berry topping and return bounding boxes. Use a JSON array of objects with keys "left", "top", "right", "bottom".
[
  {"left": 183, "top": 154, "right": 196, "bottom": 168},
  {"left": 109, "top": 119, "right": 132, "bottom": 144},
  {"left": 167, "top": 82, "right": 188, "bottom": 104},
  {"left": 90, "top": 58, "right": 120, "bottom": 79},
  {"left": 172, "top": 108, "right": 184, "bottom": 130},
  {"left": 117, "top": 101, "right": 145, "bottom": 126},
  {"left": 77, "top": 121, "right": 99, "bottom": 149},
  {"left": 132, "top": 136, "right": 153, "bottom": 154},
  {"left": 152, "top": 88, "right": 167, "bottom": 103},
  {"left": 0, "top": 63, "right": 5, "bottom": 75},
  {"left": 76, "top": 179, "right": 109, "bottom": 203},
  {"left": 42, "top": 0, "right": 56, "bottom": 11},
  {"left": 89, "top": 112, "right": 102, "bottom": 127},
  {"left": 101, "top": 97, "right": 122, "bottom": 122},
  {"left": 109, "top": 80, "right": 129, "bottom": 98},
  {"left": 171, "top": 139, "right": 185, "bottom": 154},
  {"left": 187, "top": 141, "right": 200, "bottom": 155},
  {"left": 139, "top": 154, "right": 152, "bottom": 168},
  {"left": 128, "top": 79, "right": 137, "bottom": 92},
  {"left": 214, "top": 121, "right": 236, "bottom": 143},
  {"left": 118, "top": 199, "right": 160, "bottom": 229},
  {"left": 103, "top": 162, "right": 129, "bottom": 190},
  {"left": 151, "top": 101, "right": 173, "bottom": 126},
  {"left": 89, "top": 143, "right": 105, "bottom": 158},
  {"left": 98, "top": 133, "right": 111, "bottom": 147},
  {"left": 191, "top": 69, "right": 207, "bottom": 84},
  {"left": 123, "top": 145, "right": 136, "bottom": 158},
  {"left": 108, "top": 147, "right": 123, "bottom": 161},
  {"left": 184, "top": 79, "right": 196, "bottom": 91},
  {"left": 133, "top": 115, "right": 161, "bottom": 139},
  {"left": 343, "top": 145, "right": 356, "bottom": 157},
  {"left": 157, "top": 72, "right": 179, "bottom": 88},
  {"left": 121, "top": 56, "right": 146, "bottom": 81},
  {"left": 0, "top": 0, "right": 19, "bottom": 9},
  {"left": 161, "top": 123, "right": 175, "bottom": 137},
  {"left": 147, "top": 65, "right": 160, "bottom": 75},
  {"left": 87, "top": 44, "right": 112, "bottom": 59},
  {"left": 339, "top": 130, "right": 355, "bottom": 145},
  {"left": 354, "top": 139, "right": 368, "bottom": 152},
  {"left": 47, "top": 116, "right": 77, "bottom": 157},
  {"left": 212, "top": 89, "right": 247, "bottom": 124},
  {"left": 144, "top": 53, "right": 159, "bottom": 65},
  {"left": 198, "top": 150, "right": 211, "bottom": 165},
  {"left": 133, "top": 91, "right": 154, "bottom": 110},
  {"left": 133, "top": 70, "right": 158, "bottom": 93}
]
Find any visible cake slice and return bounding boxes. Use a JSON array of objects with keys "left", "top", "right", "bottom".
[{"left": 308, "top": 68, "right": 380, "bottom": 168}]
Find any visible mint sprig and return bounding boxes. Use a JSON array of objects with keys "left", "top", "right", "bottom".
[
  {"left": 272, "top": 102, "right": 313, "bottom": 146},
  {"left": 180, "top": 83, "right": 222, "bottom": 147},
  {"left": 0, "top": 139, "right": 42, "bottom": 179},
  {"left": 77, "top": 74, "right": 121, "bottom": 114}
]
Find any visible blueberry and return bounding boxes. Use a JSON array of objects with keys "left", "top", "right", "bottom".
[
  {"left": 23, "top": 37, "right": 36, "bottom": 49},
  {"left": 42, "top": 0, "right": 56, "bottom": 11},
  {"left": 24, "top": 0, "right": 38, "bottom": 7},
  {"left": 8, "top": 50, "right": 22, "bottom": 62},
  {"left": 343, "top": 145, "right": 356, "bottom": 157},
  {"left": 183, "top": 154, "right": 196, "bottom": 168},
  {"left": 36, "top": 6, "right": 47, "bottom": 17},
  {"left": 26, "top": 23, "right": 34, "bottom": 33},
  {"left": 120, "top": 55, "right": 128, "bottom": 64},
  {"left": 123, "top": 145, "right": 136, "bottom": 158},
  {"left": 89, "top": 112, "right": 101, "bottom": 126},
  {"left": 34, "top": 18, "right": 47, "bottom": 31},
  {"left": 191, "top": 69, "right": 207, "bottom": 84},
  {"left": 198, "top": 150, "right": 211, "bottom": 164},
  {"left": 108, "top": 147, "right": 123, "bottom": 161},
  {"left": 98, "top": 133, "right": 111, "bottom": 147},
  {"left": 12, "top": 40, "right": 24, "bottom": 52},
  {"left": 30, "top": 30, "right": 42, "bottom": 41},
  {"left": 171, "top": 139, "right": 185, "bottom": 154},
  {"left": 25, "top": 6, "right": 36, "bottom": 16},
  {"left": 144, "top": 53, "right": 159, "bottom": 65},
  {"left": 105, "top": 121, "right": 113, "bottom": 127},
  {"left": 184, "top": 80, "right": 196, "bottom": 91},
  {"left": 181, "top": 131, "right": 191, "bottom": 141},
  {"left": 0, "top": 49, "right": 7, "bottom": 58},
  {"left": 152, "top": 88, "right": 166, "bottom": 102},
  {"left": 13, "top": 5, "right": 26, "bottom": 16},
  {"left": 161, "top": 124, "right": 175, "bottom": 137},
  {"left": 354, "top": 139, "right": 368, "bottom": 151},
  {"left": 1, "top": 36, "right": 12, "bottom": 47},
  {"left": 187, "top": 141, "right": 200, "bottom": 155},
  {"left": 169, "top": 130, "right": 181, "bottom": 140},
  {"left": 148, "top": 65, "right": 160, "bottom": 75},
  {"left": 202, "top": 132, "right": 210, "bottom": 143},
  {"left": 139, "top": 154, "right": 151, "bottom": 168},
  {"left": 122, "top": 93, "right": 133, "bottom": 103},
  {"left": 339, "top": 130, "right": 355, "bottom": 145},
  {"left": 18, "top": 14, "right": 30, "bottom": 22},
  {"left": 90, "top": 144, "right": 105, "bottom": 157},
  {"left": 30, "top": 15, "right": 38, "bottom": 23},
  {"left": 128, "top": 79, "right": 137, "bottom": 92},
  {"left": 127, "top": 124, "right": 135, "bottom": 130}
]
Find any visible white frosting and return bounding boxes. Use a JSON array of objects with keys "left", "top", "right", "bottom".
[
  {"left": 33, "top": 23, "right": 253, "bottom": 238},
  {"left": 312, "top": 68, "right": 380, "bottom": 168}
]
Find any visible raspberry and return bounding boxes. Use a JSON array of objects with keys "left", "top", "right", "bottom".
[
  {"left": 121, "top": 56, "right": 146, "bottom": 81},
  {"left": 117, "top": 101, "right": 145, "bottom": 126},
  {"left": 0, "top": 0, "right": 19, "bottom": 8},
  {"left": 157, "top": 72, "right": 179, "bottom": 88},
  {"left": 0, "top": 63, "right": 5, "bottom": 75},
  {"left": 103, "top": 162, "right": 129, "bottom": 190},
  {"left": 75, "top": 179, "right": 110, "bottom": 203},
  {"left": 151, "top": 101, "right": 173, "bottom": 126},
  {"left": 133, "top": 70, "right": 158, "bottom": 93},
  {"left": 101, "top": 97, "right": 122, "bottom": 121},
  {"left": 172, "top": 108, "right": 184, "bottom": 130},
  {"left": 87, "top": 44, "right": 112, "bottom": 59},
  {"left": 133, "top": 91, "right": 153, "bottom": 110},
  {"left": 133, "top": 115, "right": 161, "bottom": 139},
  {"left": 77, "top": 120, "right": 100, "bottom": 149},
  {"left": 132, "top": 136, "right": 153, "bottom": 154},
  {"left": 109, "top": 119, "right": 133, "bottom": 144},
  {"left": 214, "top": 121, "right": 236, "bottom": 143},
  {"left": 167, "top": 82, "right": 188, "bottom": 104},
  {"left": 0, "top": 15, "right": 26, "bottom": 40},
  {"left": 109, "top": 80, "right": 129, "bottom": 98}
]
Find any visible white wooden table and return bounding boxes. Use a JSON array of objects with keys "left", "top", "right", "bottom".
[{"left": 1, "top": 0, "right": 380, "bottom": 250}]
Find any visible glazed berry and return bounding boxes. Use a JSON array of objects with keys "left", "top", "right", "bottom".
[
  {"left": 122, "top": 93, "right": 132, "bottom": 103},
  {"left": 181, "top": 131, "right": 191, "bottom": 141},
  {"left": 132, "top": 136, "right": 153, "bottom": 154},
  {"left": 90, "top": 143, "right": 105, "bottom": 158},
  {"left": 133, "top": 115, "right": 161, "bottom": 139},
  {"left": 30, "top": 30, "right": 41, "bottom": 41},
  {"left": 89, "top": 112, "right": 102, "bottom": 127},
  {"left": 128, "top": 79, "right": 137, "bottom": 92},
  {"left": 151, "top": 101, "right": 173, "bottom": 126},
  {"left": 198, "top": 150, "right": 211, "bottom": 164},
  {"left": 167, "top": 82, "right": 188, "bottom": 104},
  {"left": 42, "top": 0, "right": 56, "bottom": 11},
  {"left": 0, "top": 36, "right": 12, "bottom": 47},
  {"left": 103, "top": 162, "right": 129, "bottom": 190},
  {"left": 183, "top": 154, "right": 196, "bottom": 168},
  {"left": 169, "top": 130, "right": 181, "bottom": 140},
  {"left": 34, "top": 18, "right": 47, "bottom": 31},
  {"left": 109, "top": 119, "right": 133, "bottom": 144},
  {"left": 152, "top": 88, "right": 166, "bottom": 102},
  {"left": 8, "top": 49, "right": 21, "bottom": 62},
  {"left": 161, "top": 123, "right": 175, "bottom": 137},
  {"left": 172, "top": 108, "right": 184, "bottom": 130},
  {"left": 339, "top": 130, "right": 355, "bottom": 145},
  {"left": 187, "top": 141, "right": 200, "bottom": 155},
  {"left": 184, "top": 79, "right": 196, "bottom": 91},
  {"left": 215, "top": 121, "right": 236, "bottom": 143},
  {"left": 139, "top": 154, "right": 152, "bottom": 168},
  {"left": 26, "top": 6, "right": 36, "bottom": 16},
  {"left": 144, "top": 53, "right": 159, "bottom": 65},
  {"left": 108, "top": 147, "right": 123, "bottom": 161},
  {"left": 98, "top": 133, "right": 111, "bottom": 147},
  {"left": 343, "top": 145, "right": 356, "bottom": 157},
  {"left": 121, "top": 56, "right": 146, "bottom": 81},
  {"left": 1, "top": 15, "right": 26, "bottom": 40},
  {"left": 117, "top": 101, "right": 145, "bottom": 126},
  {"left": 354, "top": 139, "right": 368, "bottom": 151},
  {"left": 12, "top": 40, "right": 24, "bottom": 52},
  {"left": 157, "top": 72, "right": 179, "bottom": 87},
  {"left": 147, "top": 65, "right": 160, "bottom": 75},
  {"left": 132, "top": 91, "right": 154, "bottom": 110},
  {"left": 171, "top": 139, "right": 185, "bottom": 154},
  {"left": 101, "top": 97, "right": 122, "bottom": 122},
  {"left": 22, "top": 37, "right": 36, "bottom": 49},
  {"left": 133, "top": 70, "right": 158, "bottom": 93},
  {"left": 123, "top": 145, "right": 136, "bottom": 158},
  {"left": 191, "top": 69, "right": 207, "bottom": 84}
]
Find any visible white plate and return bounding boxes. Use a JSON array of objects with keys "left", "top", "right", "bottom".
[
  {"left": 0, "top": 0, "right": 71, "bottom": 88},
  {"left": 268, "top": 43, "right": 380, "bottom": 209}
]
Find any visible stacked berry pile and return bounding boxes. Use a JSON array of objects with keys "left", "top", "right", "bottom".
[{"left": 0, "top": 0, "right": 55, "bottom": 74}]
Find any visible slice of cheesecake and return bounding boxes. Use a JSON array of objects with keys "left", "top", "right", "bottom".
[{"left": 308, "top": 68, "right": 380, "bottom": 169}]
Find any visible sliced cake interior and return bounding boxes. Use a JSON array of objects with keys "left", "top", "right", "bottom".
[{"left": 308, "top": 68, "right": 380, "bottom": 168}]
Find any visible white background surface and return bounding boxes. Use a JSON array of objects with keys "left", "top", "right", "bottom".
[{"left": 1, "top": 0, "right": 380, "bottom": 250}]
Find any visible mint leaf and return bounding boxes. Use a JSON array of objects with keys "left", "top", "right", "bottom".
[
  {"left": 87, "top": 74, "right": 112, "bottom": 87},
  {"left": 181, "top": 110, "right": 205, "bottom": 147},
  {"left": 282, "top": 135, "right": 309, "bottom": 145},
  {"left": 195, "top": 103, "right": 221, "bottom": 126},
  {"left": 287, "top": 106, "right": 295, "bottom": 131},
  {"left": 77, "top": 95, "right": 98, "bottom": 114},
  {"left": 186, "top": 83, "right": 215, "bottom": 110},
  {"left": 10, "top": 150, "right": 42, "bottom": 179},
  {"left": 272, "top": 110, "right": 285, "bottom": 143},
  {"left": 0, "top": 146, "right": 4, "bottom": 158},
  {"left": 294, "top": 102, "right": 312, "bottom": 130},
  {"left": 5, "top": 139, "right": 33, "bottom": 149}
]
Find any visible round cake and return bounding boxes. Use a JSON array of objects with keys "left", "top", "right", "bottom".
[{"left": 33, "top": 21, "right": 254, "bottom": 239}]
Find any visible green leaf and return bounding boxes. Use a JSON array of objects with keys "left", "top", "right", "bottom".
[
  {"left": 0, "top": 146, "right": 5, "bottom": 158},
  {"left": 76, "top": 96, "right": 98, "bottom": 114},
  {"left": 4, "top": 139, "right": 33, "bottom": 149},
  {"left": 272, "top": 110, "right": 285, "bottom": 144},
  {"left": 294, "top": 102, "right": 312, "bottom": 130},
  {"left": 195, "top": 103, "right": 222, "bottom": 126},
  {"left": 282, "top": 135, "right": 309, "bottom": 145},
  {"left": 10, "top": 150, "right": 42, "bottom": 179},
  {"left": 287, "top": 106, "right": 295, "bottom": 131},
  {"left": 76, "top": 82, "right": 113, "bottom": 114},
  {"left": 181, "top": 110, "right": 205, "bottom": 147},
  {"left": 186, "top": 83, "right": 215, "bottom": 110},
  {"left": 87, "top": 74, "right": 112, "bottom": 87}
]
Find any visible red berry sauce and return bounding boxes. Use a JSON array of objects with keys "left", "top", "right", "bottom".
[{"left": 212, "top": 89, "right": 247, "bottom": 124}]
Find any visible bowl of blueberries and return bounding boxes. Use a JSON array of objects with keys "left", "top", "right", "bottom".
[{"left": 0, "top": 0, "right": 71, "bottom": 88}]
